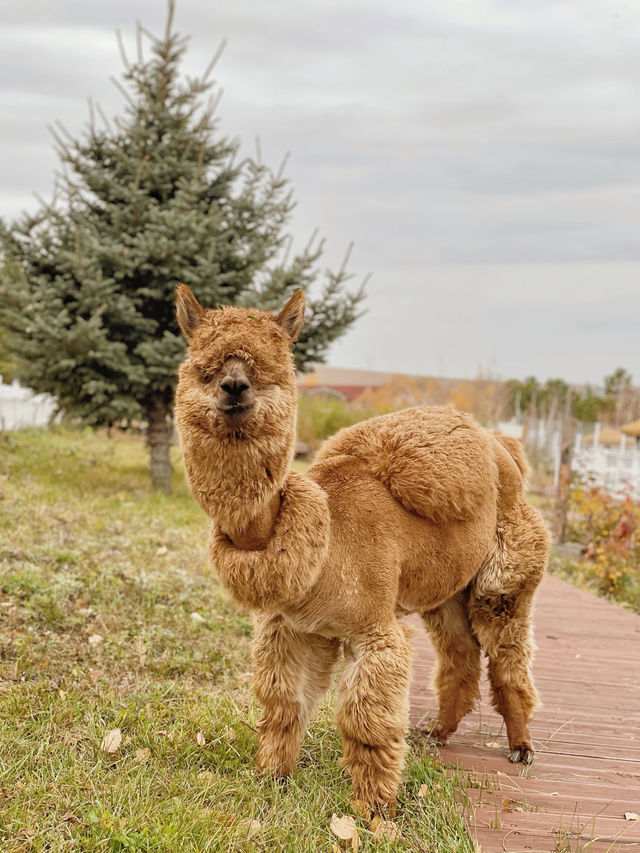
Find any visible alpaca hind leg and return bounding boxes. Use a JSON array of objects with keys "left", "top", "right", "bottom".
[
  {"left": 252, "top": 613, "right": 340, "bottom": 777},
  {"left": 336, "top": 622, "right": 412, "bottom": 808},
  {"left": 470, "top": 501, "right": 548, "bottom": 764},
  {"left": 420, "top": 591, "right": 481, "bottom": 743},
  {"left": 469, "top": 589, "right": 539, "bottom": 764}
]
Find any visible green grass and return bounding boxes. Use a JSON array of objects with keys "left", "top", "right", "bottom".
[{"left": 0, "top": 427, "right": 475, "bottom": 852}]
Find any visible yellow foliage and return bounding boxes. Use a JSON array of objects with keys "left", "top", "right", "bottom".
[{"left": 567, "top": 483, "right": 639, "bottom": 598}]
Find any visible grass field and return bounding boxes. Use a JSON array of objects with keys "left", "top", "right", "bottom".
[{"left": 0, "top": 427, "right": 475, "bottom": 852}]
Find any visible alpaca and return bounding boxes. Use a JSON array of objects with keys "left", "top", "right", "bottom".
[{"left": 174, "top": 285, "right": 550, "bottom": 808}]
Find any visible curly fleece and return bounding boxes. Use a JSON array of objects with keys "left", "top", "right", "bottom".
[{"left": 174, "top": 285, "right": 550, "bottom": 807}]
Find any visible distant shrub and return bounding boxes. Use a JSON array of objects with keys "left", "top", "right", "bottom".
[
  {"left": 297, "top": 393, "right": 366, "bottom": 450},
  {"left": 564, "top": 483, "right": 640, "bottom": 609}
]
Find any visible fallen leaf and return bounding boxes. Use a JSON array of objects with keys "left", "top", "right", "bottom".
[
  {"left": 371, "top": 818, "right": 401, "bottom": 842},
  {"left": 157, "top": 729, "right": 175, "bottom": 741},
  {"left": 88, "top": 633, "right": 104, "bottom": 646},
  {"left": 223, "top": 725, "right": 236, "bottom": 743},
  {"left": 330, "top": 813, "right": 360, "bottom": 850},
  {"left": 502, "top": 799, "right": 513, "bottom": 812},
  {"left": 60, "top": 813, "right": 80, "bottom": 824},
  {"left": 101, "top": 728, "right": 122, "bottom": 754},
  {"left": 134, "top": 748, "right": 151, "bottom": 762},
  {"left": 484, "top": 741, "right": 501, "bottom": 749},
  {"left": 239, "top": 818, "right": 262, "bottom": 837},
  {"left": 188, "top": 730, "right": 206, "bottom": 746},
  {"left": 625, "top": 812, "right": 639, "bottom": 821},
  {"left": 87, "top": 668, "right": 103, "bottom": 682},
  {"left": 190, "top": 612, "right": 205, "bottom": 624},
  {"left": 156, "top": 545, "right": 168, "bottom": 556},
  {"left": 17, "top": 828, "right": 35, "bottom": 838},
  {"left": 198, "top": 770, "right": 216, "bottom": 782},
  {"left": 418, "top": 783, "right": 428, "bottom": 798}
]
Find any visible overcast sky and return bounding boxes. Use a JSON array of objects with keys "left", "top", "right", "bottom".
[{"left": 2, "top": 0, "right": 639, "bottom": 384}]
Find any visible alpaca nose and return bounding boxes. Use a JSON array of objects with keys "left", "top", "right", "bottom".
[
  {"left": 218, "top": 360, "right": 254, "bottom": 414},
  {"left": 220, "top": 375, "right": 249, "bottom": 397}
]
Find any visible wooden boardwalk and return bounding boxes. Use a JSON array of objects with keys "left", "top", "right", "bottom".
[{"left": 409, "top": 574, "right": 640, "bottom": 852}]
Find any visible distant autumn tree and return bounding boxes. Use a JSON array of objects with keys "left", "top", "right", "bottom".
[
  {"left": 603, "top": 367, "right": 637, "bottom": 425},
  {"left": 0, "top": 2, "right": 365, "bottom": 492},
  {"left": 356, "top": 375, "right": 447, "bottom": 413},
  {"left": 446, "top": 373, "right": 509, "bottom": 426}
]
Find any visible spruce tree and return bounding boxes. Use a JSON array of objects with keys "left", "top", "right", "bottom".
[{"left": 0, "top": 2, "right": 365, "bottom": 492}]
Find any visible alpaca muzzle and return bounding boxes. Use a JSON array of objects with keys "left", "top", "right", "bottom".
[{"left": 216, "top": 358, "right": 255, "bottom": 422}]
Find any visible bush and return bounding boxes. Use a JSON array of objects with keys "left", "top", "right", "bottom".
[
  {"left": 296, "top": 393, "right": 366, "bottom": 451},
  {"left": 564, "top": 482, "right": 640, "bottom": 608}
]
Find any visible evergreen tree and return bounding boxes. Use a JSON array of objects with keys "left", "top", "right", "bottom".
[{"left": 0, "top": 2, "right": 365, "bottom": 492}]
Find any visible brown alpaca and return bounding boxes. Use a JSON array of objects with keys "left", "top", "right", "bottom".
[{"left": 174, "top": 286, "right": 550, "bottom": 807}]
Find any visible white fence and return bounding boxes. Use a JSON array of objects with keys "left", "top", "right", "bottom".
[
  {"left": 521, "top": 417, "right": 640, "bottom": 501},
  {"left": 572, "top": 434, "right": 640, "bottom": 501},
  {"left": 0, "top": 380, "right": 59, "bottom": 431}
]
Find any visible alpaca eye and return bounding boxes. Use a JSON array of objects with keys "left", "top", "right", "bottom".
[{"left": 199, "top": 369, "right": 213, "bottom": 384}]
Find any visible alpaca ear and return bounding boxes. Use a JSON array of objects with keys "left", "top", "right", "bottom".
[
  {"left": 277, "top": 289, "right": 305, "bottom": 342},
  {"left": 176, "top": 284, "right": 205, "bottom": 340}
]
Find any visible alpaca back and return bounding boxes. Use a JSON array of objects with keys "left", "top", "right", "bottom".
[{"left": 315, "top": 406, "right": 501, "bottom": 524}]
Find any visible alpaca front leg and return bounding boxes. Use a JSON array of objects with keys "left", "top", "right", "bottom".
[
  {"left": 252, "top": 613, "right": 340, "bottom": 777},
  {"left": 336, "top": 623, "right": 412, "bottom": 808}
]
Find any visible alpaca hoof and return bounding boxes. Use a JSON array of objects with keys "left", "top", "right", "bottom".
[
  {"left": 255, "top": 764, "right": 290, "bottom": 786},
  {"left": 255, "top": 752, "right": 294, "bottom": 780},
  {"left": 509, "top": 746, "right": 534, "bottom": 765},
  {"left": 420, "top": 719, "right": 451, "bottom": 745}
]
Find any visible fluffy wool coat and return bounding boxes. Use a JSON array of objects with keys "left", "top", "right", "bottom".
[{"left": 174, "top": 285, "right": 550, "bottom": 807}]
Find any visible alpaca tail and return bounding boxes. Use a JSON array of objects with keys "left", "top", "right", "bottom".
[{"left": 495, "top": 434, "right": 531, "bottom": 484}]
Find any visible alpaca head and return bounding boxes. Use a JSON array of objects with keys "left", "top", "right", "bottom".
[{"left": 174, "top": 285, "right": 304, "bottom": 469}]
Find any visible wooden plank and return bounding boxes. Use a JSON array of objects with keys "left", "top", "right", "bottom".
[
  {"left": 463, "top": 785, "right": 640, "bottom": 821},
  {"left": 408, "top": 572, "right": 640, "bottom": 852}
]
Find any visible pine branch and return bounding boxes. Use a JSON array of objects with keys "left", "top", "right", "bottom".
[
  {"left": 116, "top": 28, "right": 131, "bottom": 71},
  {"left": 109, "top": 75, "right": 136, "bottom": 106},
  {"left": 276, "top": 151, "right": 290, "bottom": 182},
  {"left": 203, "top": 38, "right": 227, "bottom": 82},
  {"left": 165, "top": 0, "right": 176, "bottom": 42},
  {"left": 95, "top": 102, "right": 114, "bottom": 134},
  {"left": 305, "top": 228, "right": 319, "bottom": 254},
  {"left": 136, "top": 20, "right": 144, "bottom": 64},
  {"left": 87, "top": 98, "right": 96, "bottom": 134}
]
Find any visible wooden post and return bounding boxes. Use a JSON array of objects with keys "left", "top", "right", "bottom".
[{"left": 553, "top": 414, "right": 576, "bottom": 544}]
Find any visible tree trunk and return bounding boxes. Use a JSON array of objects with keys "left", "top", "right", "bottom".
[{"left": 147, "top": 395, "right": 173, "bottom": 494}]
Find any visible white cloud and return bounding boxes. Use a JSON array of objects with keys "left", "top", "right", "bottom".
[{"left": 2, "top": 0, "right": 639, "bottom": 382}]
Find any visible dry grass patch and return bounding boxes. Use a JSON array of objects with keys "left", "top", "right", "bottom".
[{"left": 0, "top": 427, "right": 474, "bottom": 851}]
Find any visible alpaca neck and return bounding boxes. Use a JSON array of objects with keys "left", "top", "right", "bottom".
[
  {"left": 178, "top": 390, "right": 297, "bottom": 543},
  {"left": 225, "top": 489, "right": 282, "bottom": 550}
]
